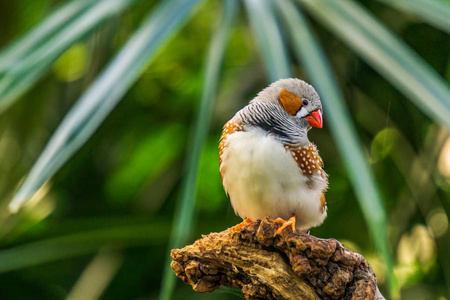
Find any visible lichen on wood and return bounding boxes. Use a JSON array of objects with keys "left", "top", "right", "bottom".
[{"left": 171, "top": 217, "right": 384, "bottom": 300}]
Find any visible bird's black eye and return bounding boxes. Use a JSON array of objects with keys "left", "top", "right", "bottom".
[{"left": 302, "top": 99, "right": 309, "bottom": 106}]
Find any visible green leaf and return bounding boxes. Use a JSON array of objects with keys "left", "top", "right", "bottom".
[
  {"left": 0, "top": 0, "right": 138, "bottom": 113},
  {"left": 0, "top": 0, "right": 95, "bottom": 72},
  {"left": 0, "top": 62, "right": 52, "bottom": 112},
  {"left": 106, "top": 124, "right": 185, "bottom": 203},
  {"left": 8, "top": 0, "right": 203, "bottom": 213},
  {"left": 277, "top": 0, "right": 398, "bottom": 296},
  {"left": 159, "top": 1, "right": 238, "bottom": 299},
  {"left": 0, "top": 222, "right": 169, "bottom": 273},
  {"left": 243, "top": 0, "right": 292, "bottom": 81},
  {"left": 378, "top": 0, "right": 450, "bottom": 34},
  {"left": 298, "top": 0, "right": 450, "bottom": 129}
]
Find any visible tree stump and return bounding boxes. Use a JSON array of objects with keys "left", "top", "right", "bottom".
[{"left": 171, "top": 217, "right": 385, "bottom": 300}]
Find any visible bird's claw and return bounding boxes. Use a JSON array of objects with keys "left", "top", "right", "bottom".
[
  {"left": 231, "top": 218, "right": 252, "bottom": 231},
  {"left": 274, "top": 215, "right": 296, "bottom": 235}
]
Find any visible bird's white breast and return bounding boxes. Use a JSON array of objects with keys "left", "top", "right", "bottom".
[{"left": 220, "top": 127, "right": 327, "bottom": 230}]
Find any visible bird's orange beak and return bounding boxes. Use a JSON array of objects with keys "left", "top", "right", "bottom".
[{"left": 306, "top": 110, "right": 323, "bottom": 128}]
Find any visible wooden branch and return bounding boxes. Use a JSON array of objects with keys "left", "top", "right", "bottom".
[{"left": 171, "top": 217, "right": 385, "bottom": 300}]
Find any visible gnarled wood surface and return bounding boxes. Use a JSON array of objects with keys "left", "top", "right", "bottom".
[{"left": 171, "top": 217, "right": 384, "bottom": 300}]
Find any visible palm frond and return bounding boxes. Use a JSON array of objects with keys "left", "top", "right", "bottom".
[
  {"left": 243, "top": 0, "right": 291, "bottom": 81},
  {"left": 159, "top": 1, "right": 238, "bottom": 299},
  {"left": 378, "top": 0, "right": 450, "bottom": 34},
  {"left": 277, "top": 1, "right": 397, "bottom": 296},
  {"left": 0, "top": 0, "right": 138, "bottom": 113},
  {"left": 8, "top": 0, "right": 203, "bottom": 212},
  {"left": 0, "top": 0, "right": 96, "bottom": 71},
  {"left": 298, "top": 0, "right": 450, "bottom": 129},
  {"left": 0, "top": 222, "right": 168, "bottom": 273}
]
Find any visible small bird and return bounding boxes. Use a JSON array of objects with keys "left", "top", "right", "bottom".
[{"left": 219, "top": 78, "right": 328, "bottom": 234}]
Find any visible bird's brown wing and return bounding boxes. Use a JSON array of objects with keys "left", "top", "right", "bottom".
[
  {"left": 218, "top": 120, "right": 244, "bottom": 179},
  {"left": 285, "top": 142, "right": 328, "bottom": 214},
  {"left": 284, "top": 142, "right": 327, "bottom": 180}
]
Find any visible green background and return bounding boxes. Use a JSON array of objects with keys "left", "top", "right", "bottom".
[{"left": 0, "top": 0, "right": 449, "bottom": 299}]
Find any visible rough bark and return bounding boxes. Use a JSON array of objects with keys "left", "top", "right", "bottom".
[{"left": 171, "top": 217, "right": 385, "bottom": 300}]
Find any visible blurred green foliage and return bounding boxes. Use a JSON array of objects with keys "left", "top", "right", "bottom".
[{"left": 0, "top": 0, "right": 449, "bottom": 299}]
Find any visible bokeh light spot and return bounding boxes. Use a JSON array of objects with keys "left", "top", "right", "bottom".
[{"left": 53, "top": 43, "right": 90, "bottom": 82}]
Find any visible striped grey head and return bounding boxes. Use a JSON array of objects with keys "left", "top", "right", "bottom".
[
  {"left": 251, "top": 78, "right": 323, "bottom": 130},
  {"left": 232, "top": 78, "right": 323, "bottom": 146}
]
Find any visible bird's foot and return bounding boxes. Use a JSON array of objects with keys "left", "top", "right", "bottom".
[
  {"left": 232, "top": 218, "right": 252, "bottom": 231},
  {"left": 274, "top": 215, "right": 296, "bottom": 235}
]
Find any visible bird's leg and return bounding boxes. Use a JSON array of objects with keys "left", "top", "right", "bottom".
[
  {"left": 232, "top": 218, "right": 252, "bottom": 231},
  {"left": 274, "top": 215, "right": 296, "bottom": 235}
]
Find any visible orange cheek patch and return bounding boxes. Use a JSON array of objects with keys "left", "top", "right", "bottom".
[{"left": 278, "top": 88, "right": 302, "bottom": 116}]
